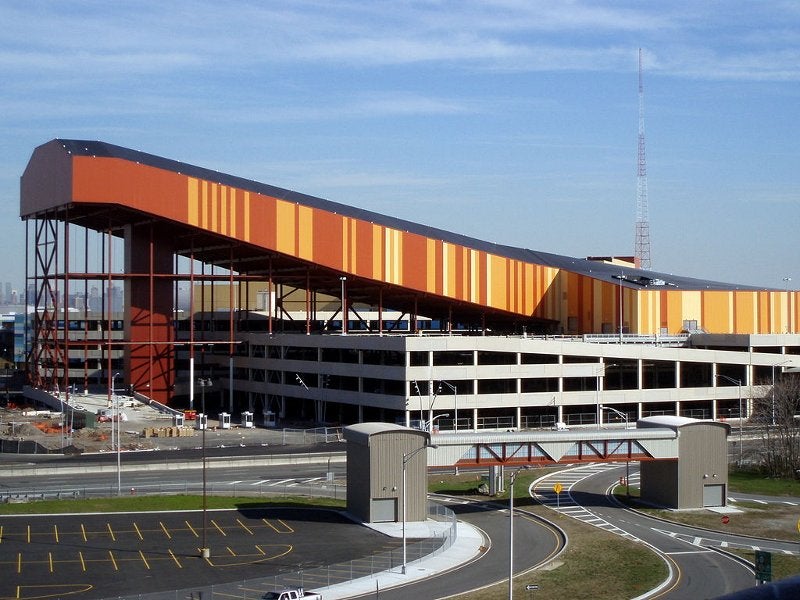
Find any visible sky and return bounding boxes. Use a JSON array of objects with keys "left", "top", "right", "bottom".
[{"left": 1, "top": 1, "right": 798, "bottom": 293}]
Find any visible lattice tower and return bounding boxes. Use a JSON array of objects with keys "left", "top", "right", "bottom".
[{"left": 635, "top": 48, "right": 651, "bottom": 269}]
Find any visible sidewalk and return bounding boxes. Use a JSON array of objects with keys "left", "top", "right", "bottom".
[{"left": 318, "top": 519, "right": 487, "bottom": 599}]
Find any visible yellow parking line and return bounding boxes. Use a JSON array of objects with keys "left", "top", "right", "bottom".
[
  {"left": 139, "top": 550, "right": 150, "bottom": 570},
  {"left": 169, "top": 549, "right": 182, "bottom": 568},
  {"left": 211, "top": 520, "right": 226, "bottom": 536},
  {"left": 53, "top": 524, "right": 59, "bottom": 543},
  {"left": 133, "top": 522, "right": 144, "bottom": 540},
  {"left": 48, "top": 552, "right": 53, "bottom": 573},
  {"left": 17, "top": 552, "right": 22, "bottom": 574},
  {"left": 107, "top": 524, "right": 116, "bottom": 541},
  {"left": 185, "top": 521, "right": 199, "bottom": 538},
  {"left": 236, "top": 519, "right": 254, "bottom": 535},
  {"left": 108, "top": 550, "right": 118, "bottom": 571},
  {"left": 160, "top": 522, "right": 172, "bottom": 540},
  {"left": 226, "top": 546, "right": 236, "bottom": 556},
  {"left": 276, "top": 519, "right": 293, "bottom": 533},
  {"left": 79, "top": 551, "right": 86, "bottom": 572},
  {"left": 0, "top": 524, "right": 3, "bottom": 543},
  {"left": 81, "top": 523, "right": 87, "bottom": 542},
  {"left": 27, "top": 525, "right": 31, "bottom": 544}
]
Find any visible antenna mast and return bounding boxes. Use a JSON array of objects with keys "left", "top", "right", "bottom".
[{"left": 634, "top": 48, "right": 651, "bottom": 269}]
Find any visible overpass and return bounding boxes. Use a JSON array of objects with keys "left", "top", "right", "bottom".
[{"left": 427, "top": 425, "right": 677, "bottom": 469}]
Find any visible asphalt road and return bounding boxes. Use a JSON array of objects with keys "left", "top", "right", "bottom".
[{"left": 534, "top": 463, "right": 789, "bottom": 600}]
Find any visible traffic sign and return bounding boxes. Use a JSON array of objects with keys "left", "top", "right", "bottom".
[
  {"left": 553, "top": 483, "right": 563, "bottom": 494},
  {"left": 526, "top": 584, "right": 539, "bottom": 590},
  {"left": 755, "top": 550, "right": 772, "bottom": 583}
]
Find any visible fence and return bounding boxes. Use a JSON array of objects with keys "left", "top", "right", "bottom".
[
  {"left": 103, "top": 502, "right": 456, "bottom": 600},
  {"left": 0, "top": 478, "right": 346, "bottom": 504}
]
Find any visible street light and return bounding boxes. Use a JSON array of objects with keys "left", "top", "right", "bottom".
[
  {"left": 509, "top": 465, "right": 531, "bottom": 600},
  {"left": 772, "top": 360, "right": 790, "bottom": 426},
  {"left": 717, "top": 374, "right": 743, "bottom": 466},
  {"left": 197, "top": 376, "right": 213, "bottom": 559},
  {"left": 601, "top": 405, "right": 630, "bottom": 496},
  {"left": 402, "top": 442, "right": 437, "bottom": 574},
  {"left": 112, "top": 372, "right": 121, "bottom": 496},
  {"left": 440, "top": 381, "right": 458, "bottom": 431},
  {"left": 595, "top": 364, "right": 616, "bottom": 429},
  {"left": 427, "top": 413, "right": 449, "bottom": 432}
]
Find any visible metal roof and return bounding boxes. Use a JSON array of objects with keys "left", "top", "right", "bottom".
[{"left": 53, "top": 139, "right": 766, "bottom": 292}]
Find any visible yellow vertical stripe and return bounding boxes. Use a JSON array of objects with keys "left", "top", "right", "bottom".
[
  {"left": 372, "top": 225, "right": 383, "bottom": 280},
  {"left": 298, "top": 206, "right": 313, "bottom": 260},
  {"left": 442, "top": 243, "right": 449, "bottom": 297},
  {"left": 187, "top": 178, "right": 199, "bottom": 226},
  {"left": 350, "top": 219, "right": 357, "bottom": 272},
  {"left": 201, "top": 181, "right": 208, "bottom": 229},
  {"left": 427, "top": 239, "right": 436, "bottom": 293},
  {"left": 485, "top": 253, "right": 491, "bottom": 306},
  {"left": 230, "top": 189, "right": 237, "bottom": 238},
  {"left": 276, "top": 200, "right": 295, "bottom": 255},
  {"left": 210, "top": 184, "right": 219, "bottom": 232},
  {"left": 220, "top": 186, "right": 228, "bottom": 234}
]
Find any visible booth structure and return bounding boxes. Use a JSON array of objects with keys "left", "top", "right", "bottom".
[
  {"left": 241, "top": 411, "right": 254, "bottom": 428},
  {"left": 343, "top": 423, "right": 431, "bottom": 524},
  {"left": 219, "top": 412, "right": 231, "bottom": 429},
  {"left": 195, "top": 413, "right": 207, "bottom": 430},
  {"left": 638, "top": 416, "right": 730, "bottom": 509}
]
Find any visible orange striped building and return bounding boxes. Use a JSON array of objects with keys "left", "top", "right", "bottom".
[{"left": 19, "top": 140, "right": 799, "bottom": 427}]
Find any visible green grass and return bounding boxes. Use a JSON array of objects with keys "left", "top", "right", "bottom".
[
  {"left": 0, "top": 494, "right": 345, "bottom": 515},
  {"left": 729, "top": 469, "right": 800, "bottom": 496}
]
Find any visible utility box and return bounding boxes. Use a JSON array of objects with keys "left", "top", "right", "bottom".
[
  {"left": 241, "top": 411, "right": 254, "bottom": 428},
  {"left": 343, "top": 423, "right": 431, "bottom": 524},
  {"left": 195, "top": 413, "right": 207, "bottom": 430},
  {"left": 219, "top": 412, "right": 231, "bottom": 429}
]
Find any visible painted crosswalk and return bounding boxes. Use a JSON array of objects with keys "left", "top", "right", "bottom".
[
  {"left": 652, "top": 527, "right": 796, "bottom": 555},
  {"left": 531, "top": 463, "right": 643, "bottom": 542}
]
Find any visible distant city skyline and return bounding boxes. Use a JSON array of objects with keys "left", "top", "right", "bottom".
[{"left": 1, "top": 2, "right": 798, "bottom": 291}]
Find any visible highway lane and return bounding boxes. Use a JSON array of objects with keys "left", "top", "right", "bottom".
[
  {"left": 534, "top": 464, "right": 769, "bottom": 599},
  {"left": 362, "top": 499, "right": 565, "bottom": 600}
]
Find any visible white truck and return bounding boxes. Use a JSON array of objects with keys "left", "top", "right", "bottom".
[{"left": 262, "top": 588, "right": 322, "bottom": 600}]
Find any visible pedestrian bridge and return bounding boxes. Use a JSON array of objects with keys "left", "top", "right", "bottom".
[{"left": 429, "top": 423, "right": 680, "bottom": 469}]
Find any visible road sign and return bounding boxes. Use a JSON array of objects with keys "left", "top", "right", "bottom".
[
  {"left": 526, "top": 585, "right": 539, "bottom": 590},
  {"left": 553, "top": 483, "right": 563, "bottom": 494},
  {"left": 755, "top": 550, "right": 772, "bottom": 583}
]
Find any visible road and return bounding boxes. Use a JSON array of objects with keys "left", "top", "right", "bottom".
[{"left": 533, "top": 463, "right": 796, "bottom": 599}]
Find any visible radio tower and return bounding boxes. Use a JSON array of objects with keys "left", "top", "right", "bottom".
[{"left": 634, "top": 47, "right": 651, "bottom": 269}]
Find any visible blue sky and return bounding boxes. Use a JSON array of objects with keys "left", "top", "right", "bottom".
[{"left": 1, "top": 1, "right": 798, "bottom": 293}]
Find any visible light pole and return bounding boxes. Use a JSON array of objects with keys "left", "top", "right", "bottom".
[
  {"left": 112, "top": 372, "right": 121, "bottom": 496},
  {"left": 402, "top": 442, "right": 437, "bottom": 574},
  {"left": 771, "top": 360, "right": 790, "bottom": 426},
  {"left": 339, "top": 276, "right": 347, "bottom": 335},
  {"left": 509, "top": 465, "right": 531, "bottom": 600},
  {"left": 197, "top": 376, "right": 213, "bottom": 558},
  {"left": 427, "top": 413, "right": 449, "bottom": 432},
  {"left": 717, "top": 374, "right": 743, "bottom": 466},
  {"left": 601, "top": 405, "right": 630, "bottom": 496},
  {"left": 440, "top": 381, "right": 457, "bottom": 431}
]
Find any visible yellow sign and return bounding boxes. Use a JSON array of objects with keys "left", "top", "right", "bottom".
[{"left": 554, "top": 483, "right": 563, "bottom": 494}]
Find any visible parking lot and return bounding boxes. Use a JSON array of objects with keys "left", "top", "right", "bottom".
[{"left": 0, "top": 507, "right": 404, "bottom": 599}]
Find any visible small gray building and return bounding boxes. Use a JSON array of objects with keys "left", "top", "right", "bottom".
[
  {"left": 638, "top": 416, "right": 730, "bottom": 509},
  {"left": 343, "top": 423, "right": 431, "bottom": 523}
]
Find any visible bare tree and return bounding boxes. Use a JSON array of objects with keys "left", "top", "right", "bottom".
[{"left": 752, "top": 376, "right": 800, "bottom": 478}]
